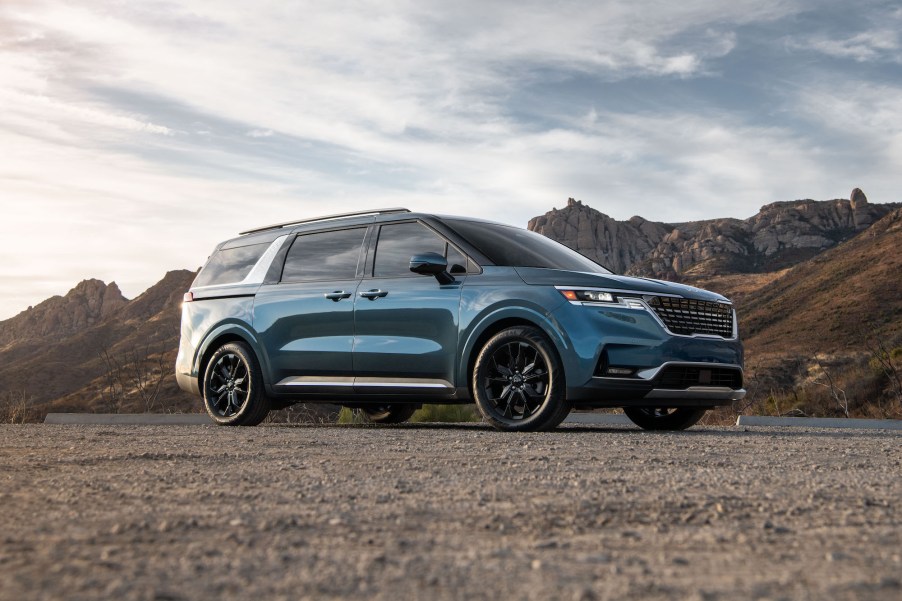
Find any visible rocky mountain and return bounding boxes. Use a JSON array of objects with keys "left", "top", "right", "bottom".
[
  {"left": 0, "top": 271, "right": 198, "bottom": 416},
  {"left": 528, "top": 189, "right": 898, "bottom": 278},
  {"left": 740, "top": 205, "right": 902, "bottom": 354},
  {"left": 0, "top": 279, "right": 128, "bottom": 349}
]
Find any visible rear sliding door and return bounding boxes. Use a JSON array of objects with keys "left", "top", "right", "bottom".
[{"left": 254, "top": 226, "right": 367, "bottom": 393}]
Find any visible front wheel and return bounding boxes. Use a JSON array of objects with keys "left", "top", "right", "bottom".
[
  {"left": 203, "top": 342, "right": 271, "bottom": 426},
  {"left": 472, "top": 326, "right": 570, "bottom": 432},
  {"left": 360, "top": 404, "right": 418, "bottom": 424},
  {"left": 623, "top": 407, "right": 706, "bottom": 431}
]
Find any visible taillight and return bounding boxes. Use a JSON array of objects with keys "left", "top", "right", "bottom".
[{"left": 183, "top": 292, "right": 194, "bottom": 303}]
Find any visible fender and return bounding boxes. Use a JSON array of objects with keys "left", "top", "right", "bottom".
[
  {"left": 456, "top": 304, "right": 574, "bottom": 387},
  {"left": 194, "top": 321, "right": 275, "bottom": 393}
]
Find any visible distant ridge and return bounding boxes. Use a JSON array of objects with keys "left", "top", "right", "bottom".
[
  {"left": 528, "top": 190, "right": 899, "bottom": 278},
  {"left": 0, "top": 279, "right": 128, "bottom": 348},
  {"left": 0, "top": 270, "right": 198, "bottom": 415}
]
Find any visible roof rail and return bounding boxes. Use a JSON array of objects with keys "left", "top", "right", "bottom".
[{"left": 239, "top": 208, "right": 411, "bottom": 235}]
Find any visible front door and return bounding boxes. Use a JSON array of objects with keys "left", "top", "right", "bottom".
[
  {"left": 254, "top": 226, "right": 367, "bottom": 393},
  {"left": 352, "top": 221, "right": 465, "bottom": 394}
]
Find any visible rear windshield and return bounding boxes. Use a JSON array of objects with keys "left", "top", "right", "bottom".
[
  {"left": 443, "top": 219, "right": 612, "bottom": 273},
  {"left": 193, "top": 242, "right": 270, "bottom": 287}
]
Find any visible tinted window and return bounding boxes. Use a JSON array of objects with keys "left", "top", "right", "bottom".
[
  {"left": 447, "top": 244, "right": 467, "bottom": 274},
  {"left": 374, "top": 222, "right": 447, "bottom": 277},
  {"left": 193, "top": 242, "right": 270, "bottom": 287},
  {"left": 281, "top": 228, "right": 366, "bottom": 282},
  {"left": 444, "top": 219, "right": 612, "bottom": 273}
]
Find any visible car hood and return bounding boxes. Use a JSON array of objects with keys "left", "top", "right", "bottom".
[{"left": 513, "top": 267, "right": 729, "bottom": 303}]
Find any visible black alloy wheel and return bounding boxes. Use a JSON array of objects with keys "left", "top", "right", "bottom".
[
  {"left": 623, "top": 407, "right": 706, "bottom": 431},
  {"left": 203, "top": 341, "right": 270, "bottom": 426},
  {"left": 473, "top": 326, "right": 570, "bottom": 431},
  {"left": 208, "top": 353, "right": 248, "bottom": 418}
]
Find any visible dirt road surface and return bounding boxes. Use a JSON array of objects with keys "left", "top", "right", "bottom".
[{"left": 1, "top": 423, "right": 900, "bottom": 601}]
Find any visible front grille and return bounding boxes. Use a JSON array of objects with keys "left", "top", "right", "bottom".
[
  {"left": 647, "top": 296, "right": 734, "bottom": 337},
  {"left": 657, "top": 366, "right": 743, "bottom": 390}
]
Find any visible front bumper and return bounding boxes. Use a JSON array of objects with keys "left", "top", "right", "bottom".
[{"left": 567, "top": 361, "right": 746, "bottom": 407}]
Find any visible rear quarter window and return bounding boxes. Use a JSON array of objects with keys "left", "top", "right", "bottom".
[
  {"left": 193, "top": 242, "right": 271, "bottom": 287},
  {"left": 281, "top": 227, "right": 367, "bottom": 282}
]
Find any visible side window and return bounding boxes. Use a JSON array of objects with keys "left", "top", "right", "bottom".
[
  {"left": 373, "top": 222, "right": 447, "bottom": 278},
  {"left": 446, "top": 244, "right": 467, "bottom": 274},
  {"left": 193, "top": 242, "right": 270, "bottom": 287},
  {"left": 281, "top": 227, "right": 366, "bottom": 282}
]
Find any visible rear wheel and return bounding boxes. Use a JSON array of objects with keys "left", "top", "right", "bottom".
[
  {"left": 360, "top": 404, "right": 418, "bottom": 424},
  {"left": 623, "top": 407, "right": 706, "bottom": 431},
  {"left": 203, "top": 342, "right": 270, "bottom": 426},
  {"left": 472, "top": 326, "right": 569, "bottom": 432}
]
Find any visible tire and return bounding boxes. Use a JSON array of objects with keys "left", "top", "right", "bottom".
[
  {"left": 472, "top": 326, "right": 570, "bottom": 432},
  {"left": 623, "top": 407, "right": 706, "bottom": 431},
  {"left": 202, "top": 342, "right": 271, "bottom": 426},
  {"left": 360, "top": 404, "right": 418, "bottom": 424}
]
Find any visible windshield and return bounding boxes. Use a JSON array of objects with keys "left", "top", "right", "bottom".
[{"left": 444, "top": 218, "right": 612, "bottom": 274}]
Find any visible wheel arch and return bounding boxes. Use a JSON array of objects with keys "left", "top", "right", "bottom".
[
  {"left": 459, "top": 308, "right": 570, "bottom": 396},
  {"left": 195, "top": 324, "right": 271, "bottom": 394}
]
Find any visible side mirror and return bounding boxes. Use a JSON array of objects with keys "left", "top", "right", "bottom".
[{"left": 409, "top": 252, "right": 455, "bottom": 285}]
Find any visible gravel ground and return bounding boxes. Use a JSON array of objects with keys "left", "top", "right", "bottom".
[{"left": 1, "top": 423, "right": 900, "bottom": 601}]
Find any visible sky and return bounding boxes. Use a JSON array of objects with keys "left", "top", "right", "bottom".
[{"left": 1, "top": 0, "right": 901, "bottom": 319}]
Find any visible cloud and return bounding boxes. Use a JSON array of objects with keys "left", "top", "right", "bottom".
[
  {"left": 793, "top": 80, "right": 902, "bottom": 173},
  {"left": 0, "top": 0, "right": 899, "bottom": 319},
  {"left": 788, "top": 29, "right": 900, "bottom": 62},
  {"left": 785, "top": 5, "right": 902, "bottom": 63},
  {"left": 247, "top": 129, "right": 274, "bottom": 138}
]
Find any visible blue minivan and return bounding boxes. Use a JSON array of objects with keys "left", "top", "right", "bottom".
[{"left": 176, "top": 208, "right": 744, "bottom": 431}]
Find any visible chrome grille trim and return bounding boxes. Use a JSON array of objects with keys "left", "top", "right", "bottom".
[{"left": 646, "top": 296, "right": 735, "bottom": 338}]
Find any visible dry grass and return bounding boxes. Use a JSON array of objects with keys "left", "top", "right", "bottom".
[
  {"left": 0, "top": 390, "right": 33, "bottom": 424},
  {"left": 701, "top": 342, "right": 902, "bottom": 424}
]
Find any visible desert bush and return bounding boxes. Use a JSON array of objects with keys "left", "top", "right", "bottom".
[
  {"left": 336, "top": 407, "right": 370, "bottom": 425},
  {"left": 336, "top": 404, "right": 481, "bottom": 424},
  {"left": 98, "top": 345, "right": 167, "bottom": 413},
  {"left": 267, "top": 403, "right": 341, "bottom": 424},
  {"left": 742, "top": 353, "right": 901, "bottom": 419},
  {"left": 409, "top": 404, "right": 480, "bottom": 423},
  {"left": 0, "top": 390, "right": 33, "bottom": 424}
]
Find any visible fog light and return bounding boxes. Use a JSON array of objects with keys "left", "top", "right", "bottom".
[{"left": 606, "top": 367, "right": 634, "bottom": 376}]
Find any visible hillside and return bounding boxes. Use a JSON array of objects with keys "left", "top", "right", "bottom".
[
  {"left": 528, "top": 189, "right": 899, "bottom": 278},
  {"left": 740, "top": 207, "right": 902, "bottom": 354},
  {"left": 0, "top": 270, "right": 198, "bottom": 417},
  {"left": 0, "top": 279, "right": 128, "bottom": 349}
]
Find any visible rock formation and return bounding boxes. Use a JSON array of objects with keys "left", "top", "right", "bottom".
[
  {"left": 528, "top": 198, "right": 670, "bottom": 273},
  {"left": 529, "top": 190, "right": 898, "bottom": 278},
  {"left": 0, "top": 279, "right": 128, "bottom": 348}
]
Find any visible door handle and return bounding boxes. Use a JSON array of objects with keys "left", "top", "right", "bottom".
[
  {"left": 359, "top": 289, "right": 388, "bottom": 300},
  {"left": 324, "top": 291, "right": 352, "bottom": 302}
]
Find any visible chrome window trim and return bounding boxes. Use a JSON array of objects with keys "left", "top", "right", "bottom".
[{"left": 191, "top": 235, "right": 290, "bottom": 291}]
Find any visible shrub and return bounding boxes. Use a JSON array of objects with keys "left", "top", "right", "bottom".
[
  {"left": 409, "top": 404, "right": 480, "bottom": 423},
  {"left": 0, "top": 390, "right": 32, "bottom": 424},
  {"left": 336, "top": 404, "right": 481, "bottom": 424}
]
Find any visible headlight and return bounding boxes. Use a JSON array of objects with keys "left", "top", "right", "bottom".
[{"left": 558, "top": 289, "right": 615, "bottom": 303}]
